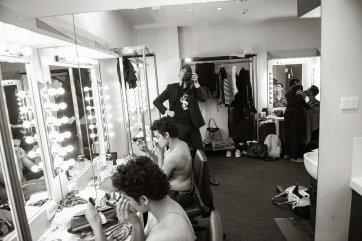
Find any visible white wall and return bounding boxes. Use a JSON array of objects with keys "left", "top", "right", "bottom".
[
  {"left": 179, "top": 19, "right": 321, "bottom": 58},
  {"left": 73, "top": 11, "right": 136, "bottom": 48},
  {"left": 315, "top": 1, "right": 362, "bottom": 240},
  {"left": 136, "top": 27, "right": 181, "bottom": 94}
]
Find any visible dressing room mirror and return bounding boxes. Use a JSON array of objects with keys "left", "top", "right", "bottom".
[
  {"left": 267, "top": 57, "right": 321, "bottom": 111},
  {"left": 0, "top": 60, "right": 50, "bottom": 232}
]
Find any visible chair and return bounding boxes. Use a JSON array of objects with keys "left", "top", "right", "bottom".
[
  {"left": 206, "top": 210, "right": 223, "bottom": 241},
  {"left": 185, "top": 150, "right": 214, "bottom": 220}
]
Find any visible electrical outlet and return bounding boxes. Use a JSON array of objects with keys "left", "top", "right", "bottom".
[{"left": 341, "top": 97, "right": 359, "bottom": 110}]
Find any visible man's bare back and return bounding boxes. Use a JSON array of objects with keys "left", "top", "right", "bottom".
[{"left": 163, "top": 140, "right": 192, "bottom": 191}]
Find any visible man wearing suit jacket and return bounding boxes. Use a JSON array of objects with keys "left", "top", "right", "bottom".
[{"left": 153, "top": 64, "right": 219, "bottom": 186}]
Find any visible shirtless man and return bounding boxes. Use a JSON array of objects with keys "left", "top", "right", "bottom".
[
  {"left": 150, "top": 117, "right": 193, "bottom": 208},
  {"left": 85, "top": 156, "right": 195, "bottom": 241}
]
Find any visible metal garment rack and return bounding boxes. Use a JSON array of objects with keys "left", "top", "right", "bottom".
[
  {"left": 182, "top": 54, "right": 259, "bottom": 141},
  {"left": 113, "top": 46, "right": 161, "bottom": 159}
]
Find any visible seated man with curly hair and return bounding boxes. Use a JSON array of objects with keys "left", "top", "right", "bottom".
[
  {"left": 85, "top": 156, "right": 195, "bottom": 241},
  {"left": 150, "top": 117, "right": 193, "bottom": 208}
]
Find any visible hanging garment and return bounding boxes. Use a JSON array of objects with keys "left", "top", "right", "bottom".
[
  {"left": 223, "top": 78, "right": 231, "bottom": 106},
  {"left": 231, "top": 66, "right": 238, "bottom": 96},
  {"left": 228, "top": 107, "right": 254, "bottom": 143},
  {"left": 117, "top": 58, "right": 137, "bottom": 89},
  {"left": 218, "top": 67, "right": 227, "bottom": 103}
]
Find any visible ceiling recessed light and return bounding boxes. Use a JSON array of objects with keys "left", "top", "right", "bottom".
[
  {"left": 189, "top": 8, "right": 193, "bottom": 12},
  {"left": 217, "top": 7, "right": 222, "bottom": 11}
]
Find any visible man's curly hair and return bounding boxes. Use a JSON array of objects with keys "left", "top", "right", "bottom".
[
  {"left": 111, "top": 156, "right": 170, "bottom": 202},
  {"left": 150, "top": 117, "right": 178, "bottom": 138}
]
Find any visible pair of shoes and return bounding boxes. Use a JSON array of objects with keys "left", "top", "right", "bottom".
[
  {"left": 290, "top": 158, "right": 304, "bottom": 163},
  {"left": 235, "top": 149, "right": 241, "bottom": 157},
  {"left": 226, "top": 150, "right": 232, "bottom": 157},
  {"left": 208, "top": 176, "right": 219, "bottom": 186}
]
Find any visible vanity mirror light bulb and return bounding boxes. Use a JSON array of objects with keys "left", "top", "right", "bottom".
[
  {"left": 17, "top": 91, "right": 30, "bottom": 99},
  {"left": 66, "top": 145, "right": 74, "bottom": 152},
  {"left": 48, "top": 88, "right": 57, "bottom": 96},
  {"left": 61, "top": 116, "right": 69, "bottom": 124},
  {"left": 50, "top": 103, "right": 60, "bottom": 112},
  {"left": 89, "top": 124, "right": 96, "bottom": 129},
  {"left": 85, "top": 96, "right": 92, "bottom": 102},
  {"left": 90, "top": 133, "right": 97, "bottom": 139},
  {"left": 109, "top": 132, "right": 115, "bottom": 137},
  {"left": 56, "top": 134, "right": 65, "bottom": 142},
  {"left": 58, "top": 102, "right": 67, "bottom": 110},
  {"left": 86, "top": 106, "right": 94, "bottom": 111},
  {"left": 63, "top": 131, "right": 72, "bottom": 139},
  {"left": 103, "top": 85, "right": 109, "bottom": 90},
  {"left": 104, "top": 95, "right": 110, "bottom": 100},
  {"left": 23, "top": 120, "right": 32, "bottom": 128},
  {"left": 87, "top": 115, "right": 95, "bottom": 120},
  {"left": 56, "top": 88, "right": 65, "bottom": 95},
  {"left": 84, "top": 86, "right": 91, "bottom": 92},
  {"left": 28, "top": 150, "right": 37, "bottom": 159},
  {"left": 25, "top": 136, "right": 35, "bottom": 144},
  {"left": 54, "top": 118, "right": 62, "bottom": 126}
]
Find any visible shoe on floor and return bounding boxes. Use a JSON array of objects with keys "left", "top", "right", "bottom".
[
  {"left": 290, "top": 158, "right": 304, "bottom": 163},
  {"left": 235, "top": 149, "right": 241, "bottom": 157},
  {"left": 208, "top": 176, "right": 219, "bottom": 186},
  {"left": 226, "top": 150, "right": 232, "bottom": 157}
]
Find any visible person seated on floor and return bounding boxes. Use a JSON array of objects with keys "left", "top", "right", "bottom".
[
  {"left": 85, "top": 156, "right": 196, "bottom": 241},
  {"left": 150, "top": 117, "right": 193, "bottom": 208}
]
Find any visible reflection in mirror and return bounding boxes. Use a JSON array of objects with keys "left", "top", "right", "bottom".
[{"left": 0, "top": 61, "right": 49, "bottom": 238}]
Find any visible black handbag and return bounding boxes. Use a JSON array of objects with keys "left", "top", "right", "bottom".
[
  {"left": 203, "top": 118, "right": 222, "bottom": 145},
  {"left": 247, "top": 142, "right": 268, "bottom": 159}
]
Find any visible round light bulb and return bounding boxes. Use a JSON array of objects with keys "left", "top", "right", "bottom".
[
  {"left": 109, "top": 132, "right": 115, "bottom": 137},
  {"left": 90, "top": 133, "right": 97, "bottom": 139},
  {"left": 58, "top": 102, "right": 67, "bottom": 110},
  {"left": 54, "top": 118, "right": 62, "bottom": 126},
  {"left": 86, "top": 106, "right": 92, "bottom": 111},
  {"left": 67, "top": 159, "right": 76, "bottom": 166},
  {"left": 28, "top": 150, "right": 37, "bottom": 159},
  {"left": 50, "top": 104, "right": 59, "bottom": 112},
  {"left": 66, "top": 145, "right": 74, "bottom": 152},
  {"left": 106, "top": 105, "right": 111, "bottom": 110},
  {"left": 89, "top": 124, "right": 95, "bottom": 129},
  {"left": 48, "top": 88, "right": 57, "bottom": 96},
  {"left": 85, "top": 96, "right": 91, "bottom": 102},
  {"left": 63, "top": 131, "right": 71, "bottom": 139},
  {"left": 56, "top": 88, "right": 65, "bottom": 95},
  {"left": 60, "top": 162, "right": 70, "bottom": 171},
  {"left": 19, "top": 106, "right": 28, "bottom": 113},
  {"left": 103, "top": 85, "right": 109, "bottom": 90},
  {"left": 83, "top": 87, "right": 91, "bottom": 92},
  {"left": 31, "top": 165, "right": 40, "bottom": 173},
  {"left": 107, "top": 123, "right": 114, "bottom": 128},
  {"left": 61, "top": 116, "right": 69, "bottom": 124},
  {"left": 23, "top": 120, "right": 32, "bottom": 128},
  {"left": 21, "top": 47, "right": 33, "bottom": 56},
  {"left": 87, "top": 115, "right": 94, "bottom": 120},
  {"left": 25, "top": 136, "right": 34, "bottom": 144},
  {"left": 17, "top": 91, "right": 26, "bottom": 98},
  {"left": 104, "top": 95, "right": 110, "bottom": 100}
]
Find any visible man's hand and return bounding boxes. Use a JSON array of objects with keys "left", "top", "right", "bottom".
[
  {"left": 165, "top": 110, "right": 175, "bottom": 117},
  {"left": 85, "top": 202, "right": 102, "bottom": 229},
  {"left": 116, "top": 196, "right": 140, "bottom": 225}
]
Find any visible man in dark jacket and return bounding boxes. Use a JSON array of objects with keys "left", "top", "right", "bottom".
[{"left": 153, "top": 64, "right": 219, "bottom": 185}]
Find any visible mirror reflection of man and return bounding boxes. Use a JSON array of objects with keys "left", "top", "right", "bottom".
[
  {"left": 273, "top": 83, "right": 287, "bottom": 108},
  {"left": 51, "top": 77, "right": 77, "bottom": 160}
]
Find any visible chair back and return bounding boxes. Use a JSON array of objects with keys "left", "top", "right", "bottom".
[
  {"left": 206, "top": 210, "right": 223, "bottom": 241},
  {"left": 193, "top": 150, "right": 214, "bottom": 211}
]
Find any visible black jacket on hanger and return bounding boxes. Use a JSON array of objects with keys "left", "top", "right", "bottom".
[{"left": 117, "top": 58, "right": 137, "bottom": 89}]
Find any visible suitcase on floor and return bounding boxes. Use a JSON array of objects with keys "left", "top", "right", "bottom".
[{"left": 258, "top": 121, "right": 276, "bottom": 144}]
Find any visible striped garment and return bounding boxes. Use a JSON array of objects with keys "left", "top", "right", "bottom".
[
  {"left": 273, "top": 95, "right": 287, "bottom": 107},
  {"left": 224, "top": 78, "right": 231, "bottom": 105},
  {"left": 308, "top": 99, "right": 320, "bottom": 109}
]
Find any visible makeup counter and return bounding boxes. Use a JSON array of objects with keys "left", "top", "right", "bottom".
[{"left": 0, "top": 19, "right": 160, "bottom": 241}]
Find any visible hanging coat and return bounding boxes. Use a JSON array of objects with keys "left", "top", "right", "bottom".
[{"left": 117, "top": 58, "right": 137, "bottom": 89}]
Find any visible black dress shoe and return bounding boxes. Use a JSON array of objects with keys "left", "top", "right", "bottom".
[{"left": 208, "top": 176, "right": 219, "bottom": 186}]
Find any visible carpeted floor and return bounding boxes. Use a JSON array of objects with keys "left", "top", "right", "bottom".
[{"left": 207, "top": 155, "right": 311, "bottom": 241}]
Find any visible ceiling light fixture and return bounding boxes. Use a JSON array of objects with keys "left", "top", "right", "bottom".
[
  {"left": 189, "top": 8, "right": 193, "bottom": 12},
  {"left": 217, "top": 7, "right": 222, "bottom": 11}
]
